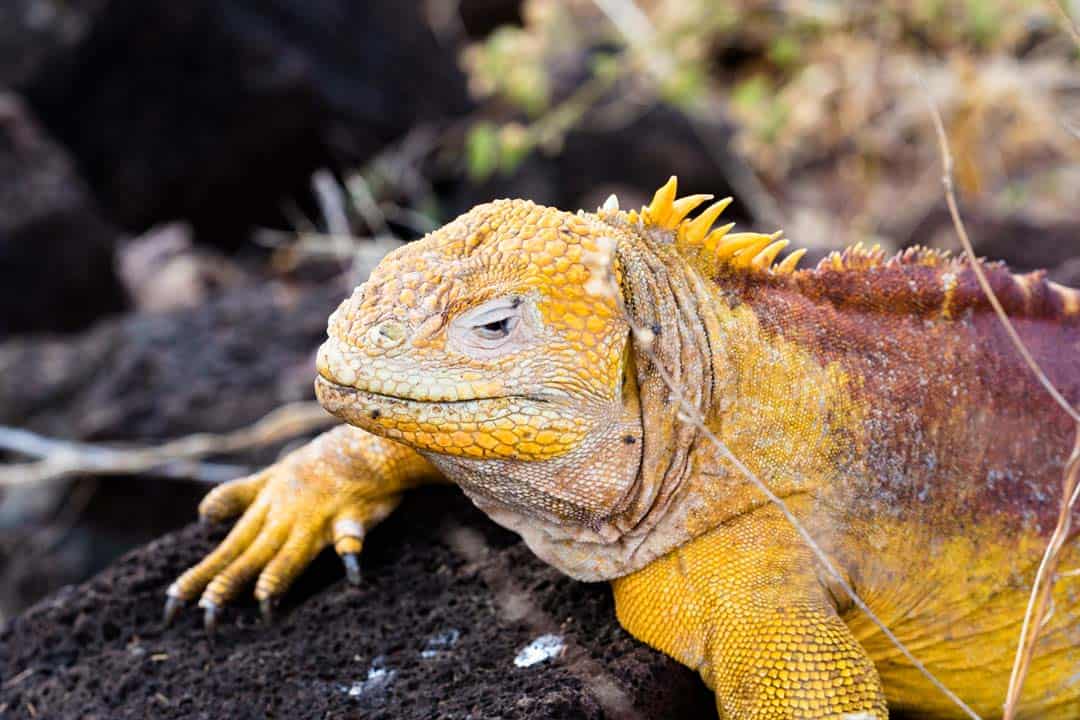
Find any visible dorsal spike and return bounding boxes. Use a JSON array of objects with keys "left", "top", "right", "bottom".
[
  {"left": 669, "top": 194, "right": 713, "bottom": 227},
  {"left": 812, "top": 242, "right": 906, "bottom": 272},
  {"left": 730, "top": 233, "right": 780, "bottom": 269},
  {"left": 702, "top": 222, "right": 737, "bottom": 253},
  {"left": 629, "top": 186, "right": 800, "bottom": 277},
  {"left": 643, "top": 176, "right": 678, "bottom": 227},
  {"left": 716, "top": 231, "right": 778, "bottom": 262},
  {"left": 752, "top": 239, "right": 789, "bottom": 270},
  {"left": 774, "top": 248, "right": 807, "bottom": 274},
  {"left": 680, "top": 198, "right": 733, "bottom": 245}
]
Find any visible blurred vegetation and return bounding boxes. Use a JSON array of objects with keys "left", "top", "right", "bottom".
[{"left": 459, "top": 0, "right": 1080, "bottom": 249}]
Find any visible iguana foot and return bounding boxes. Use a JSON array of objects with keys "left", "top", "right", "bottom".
[{"left": 164, "top": 441, "right": 403, "bottom": 630}]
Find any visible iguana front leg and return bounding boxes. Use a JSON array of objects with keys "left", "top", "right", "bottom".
[
  {"left": 612, "top": 505, "right": 886, "bottom": 719},
  {"left": 166, "top": 424, "right": 444, "bottom": 628}
]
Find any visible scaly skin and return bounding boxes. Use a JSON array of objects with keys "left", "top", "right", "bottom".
[{"left": 168, "top": 177, "right": 1080, "bottom": 718}]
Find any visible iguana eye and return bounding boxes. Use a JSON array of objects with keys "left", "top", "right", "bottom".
[
  {"left": 450, "top": 296, "right": 532, "bottom": 356},
  {"left": 473, "top": 314, "right": 517, "bottom": 340}
]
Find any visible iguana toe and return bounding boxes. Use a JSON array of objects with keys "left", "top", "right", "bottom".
[
  {"left": 168, "top": 428, "right": 435, "bottom": 634},
  {"left": 167, "top": 499, "right": 269, "bottom": 611},
  {"left": 199, "top": 521, "right": 289, "bottom": 608},
  {"left": 198, "top": 472, "right": 267, "bottom": 523},
  {"left": 253, "top": 527, "right": 325, "bottom": 602}
]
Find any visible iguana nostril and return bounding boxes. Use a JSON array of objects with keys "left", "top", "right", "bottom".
[{"left": 369, "top": 320, "right": 407, "bottom": 348}]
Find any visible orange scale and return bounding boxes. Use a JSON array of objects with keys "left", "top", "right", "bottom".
[{"left": 544, "top": 239, "right": 568, "bottom": 257}]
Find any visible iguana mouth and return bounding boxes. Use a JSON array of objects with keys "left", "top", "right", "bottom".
[
  {"left": 314, "top": 374, "right": 526, "bottom": 422},
  {"left": 314, "top": 372, "right": 536, "bottom": 406},
  {"left": 316, "top": 338, "right": 523, "bottom": 405},
  {"left": 316, "top": 373, "right": 587, "bottom": 466}
]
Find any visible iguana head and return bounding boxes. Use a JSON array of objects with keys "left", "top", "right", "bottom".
[
  {"left": 315, "top": 198, "right": 645, "bottom": 527},
  {"left": 314, "top": 178, "right": 821, "bottom": 575}
]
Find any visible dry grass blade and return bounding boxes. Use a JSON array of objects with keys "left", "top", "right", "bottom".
[
  {"left": 1049, "top": 0, "right": 1080, "bottom": 48},
  {"left": 919, "top": 85, "right": 1080, "bottom": 425},
  {"left": 0, "top": 402, "right": 336, "bottom": 486},
  {"left": 1003, "top": 432, "right": 1080, "bottom": 715},
  {"left": 918, "top": 75, "right": 1080, "bottom": 719}
]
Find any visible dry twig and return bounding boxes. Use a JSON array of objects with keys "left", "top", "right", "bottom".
[
  {"left": 0, "top": 428, "right": 250, "bottom": 485},
  {"left": 1049, "top": 0, "right": 1080, "bottom": 48},
  {"left": 0, "top": 402, "right": 336, "bottom": 487},
  {"left": 312, "top": 169, "right": 352, "bottom": 238},
  {"left": 918, "top": 76, "right": 1080, "bottom": 720}
]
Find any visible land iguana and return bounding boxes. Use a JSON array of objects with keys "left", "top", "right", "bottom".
[{"left": 164, "top": 177, "right": 1080, "bottom": 718}]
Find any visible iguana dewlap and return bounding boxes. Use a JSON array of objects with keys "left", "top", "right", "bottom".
[{"left": 166, "top": 177, "right": 1080, "bottom": 719}]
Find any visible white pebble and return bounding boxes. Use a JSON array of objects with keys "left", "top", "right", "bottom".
[{"left": 513, "top": 634, "right": 565, "bottom": 668}]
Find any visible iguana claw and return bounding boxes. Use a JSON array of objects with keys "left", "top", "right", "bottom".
[
  {"left": 259, "top": 597, "right": 277, "bottom": 622},
  {"left": 163, "top": 593, "right": 185, "bottom": 627},
  {"left": 201, "top": 600, "right": 220, "bottom": 636},
  {"left": 342, "top": 553, "right": 362, "bottom": 585}
]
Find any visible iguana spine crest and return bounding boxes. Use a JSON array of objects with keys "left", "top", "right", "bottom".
[{"left": 601, "top": 175, "right": 1080, "bottom": 322}]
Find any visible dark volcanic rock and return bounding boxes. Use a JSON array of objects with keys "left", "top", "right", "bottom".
[
  {"left": 0, "top": 279, "right": 346, "bottom": 440},
  {"left": 17, "top": 0, "right": 471, "bottom": 244},
  {"left": 0, "top": 0, "right": 109, "bottom": 87},
  {"left": 0, "top": 488, "right": 716, "bottom": 719},
  {"left": 0, "top": 93, "right": 126, "bottom": 336}
]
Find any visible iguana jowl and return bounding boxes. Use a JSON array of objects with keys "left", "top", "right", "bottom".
[{"left": 166, "top": 177, "right": 1080, "bottom": 718}]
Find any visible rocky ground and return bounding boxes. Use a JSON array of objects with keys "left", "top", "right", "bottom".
[{"left": 0, "top": 489, "right": 714, "bottom": 719}]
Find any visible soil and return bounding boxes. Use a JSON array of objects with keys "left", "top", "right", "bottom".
[{"left": 0, "top": 488, "right": 716, "bottom": 720}]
